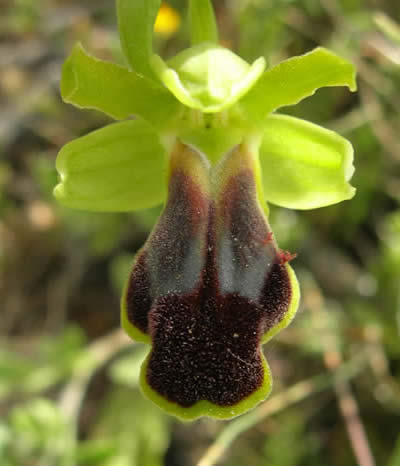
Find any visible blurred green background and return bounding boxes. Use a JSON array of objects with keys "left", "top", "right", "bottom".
[{"left": 1, "top": 0, "right": 400, "bottom": 465}]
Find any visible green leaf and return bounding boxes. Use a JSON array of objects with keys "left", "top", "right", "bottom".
[
  {"left": 117, "top": 0, "right": 161, "bottom": 80},
  {"left": 189, "top": 0, "right": 218, "bottom": 45},
  {"left": 259, "top": 114, "right": 355, "bottom": 209},
  {"left": 108, "top": 347, "right": 148, "bottom": 388},
  {"left": 54, "top": 120, "right": 167, "bottom": 212},
  {"left": 239, "top": 47, "right": 357, "bottom": 123},
  {"left": 61, "top": 43, "right": 179, "bottom": 126}
]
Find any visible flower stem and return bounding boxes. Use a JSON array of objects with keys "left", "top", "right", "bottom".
[{"left": 196, "top": 353, "right": 367, "bottom": 466}]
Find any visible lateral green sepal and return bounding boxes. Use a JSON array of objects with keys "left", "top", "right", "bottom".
[
  {"left": 54, "top": 120, "right": 167, "bottom": 212},
  {"left": 259, "top": 114, "right": 356, "bottom": 210}
]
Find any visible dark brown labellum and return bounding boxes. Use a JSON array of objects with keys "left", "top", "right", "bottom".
[{"left": 123, "top": 141, "right": 297, "bottom": 414}]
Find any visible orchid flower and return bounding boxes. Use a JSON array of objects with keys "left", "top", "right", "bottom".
[{"left": 54, "top": 0, "right": 356, "bottom": 420}]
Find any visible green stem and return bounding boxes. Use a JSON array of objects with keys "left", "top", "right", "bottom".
[
  {"left": 197, "top": 354, "right": 367, "bottom": 466},
  {"left": 57, "top": 329, "right": 132, "bottom": 466}
]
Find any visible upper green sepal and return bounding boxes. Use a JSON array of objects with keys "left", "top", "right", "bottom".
[
  {"left": 259, "top": 114, "right": 355, "bottom": 210},
  {"left": 151, "top": 43, "right": 266, "bottom": 112},
  {"left": 54, "top": 120, "right": 167, "bottom": 212},
  {"left": 238, "top": 47, "right": 357, "bottom": 124},
  {"left": 116, "top": 0, "right": 161, "bottom": 81},
  {"left": 60, "top": 43, "right": 180, "bottom": 127},
  {"left": 189, "top": 0, "right": 219, "bottom": 45}
]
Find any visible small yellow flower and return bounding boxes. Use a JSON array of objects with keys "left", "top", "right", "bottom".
[{"left": 154, "top": 3, "right": 180, "bottom": 37}]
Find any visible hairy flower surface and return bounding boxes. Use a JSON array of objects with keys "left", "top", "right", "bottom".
[
  {"left": 121, "top": 141, "right": 299, "bottom": 418},
  {"left": 54, "top": 0, "right": 356, "bottom": 420}
]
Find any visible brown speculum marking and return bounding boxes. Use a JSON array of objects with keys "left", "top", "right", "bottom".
[{"left": 124, "top": 141, "right": 294, "bottom": 408}]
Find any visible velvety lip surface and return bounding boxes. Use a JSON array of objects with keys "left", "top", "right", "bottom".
[{"left": 124, "top": 142, "right": 293, "bottom": 409}]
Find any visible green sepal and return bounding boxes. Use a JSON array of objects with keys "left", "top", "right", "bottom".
[
  {"left": 151, "top": 44, "right": 266, "bottom": 112},
  {"left": 238, "top": 47, "right": 357, "bottom": 123},
  {"left": 61, "top": 43, "right": 179, "bottom": 126},
  {"left": 117, "top": 0, "right": 161, "bottom": 80},
  {"left": 189, "top": 0, "right": 218, "bottom": 45},
  {"left": 259, "top": 114, "right": 355, "bottom": 210},
  {"left": 54, "top": 120, "right": 167, "bottom": 212},
  {"left": 139, "top": 351, "right": 272, "bottom": 421}
]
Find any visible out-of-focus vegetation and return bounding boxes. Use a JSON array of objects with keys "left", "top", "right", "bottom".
[{"left": 0, "top": 0, "right": 399, "bottom": 465}]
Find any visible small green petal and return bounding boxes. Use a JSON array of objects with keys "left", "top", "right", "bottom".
[
  {"left": 54, "top": 120, "right": 167, "bottom": 212},
  {"left": 189, "top": 0, "right": 218, "bottom": 45},
  {"left": 117, "top": 0, "right": 161, "bottom": 80},
  {"left": 151, "top": 44, "right": 266, "bottom": 112},
  {"left": 259, "top": 114, "right": 355, "bottom": 210},
  {"left": 239, "top": 47, "right": 357, "bottom": 123},
  {"left": 61, "top": 43, "right": 179, "bottom": 126}
]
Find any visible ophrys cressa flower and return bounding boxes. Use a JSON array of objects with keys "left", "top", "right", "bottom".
[{"left": 54, "top": 0, "right": 356, "bottom": 420}]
